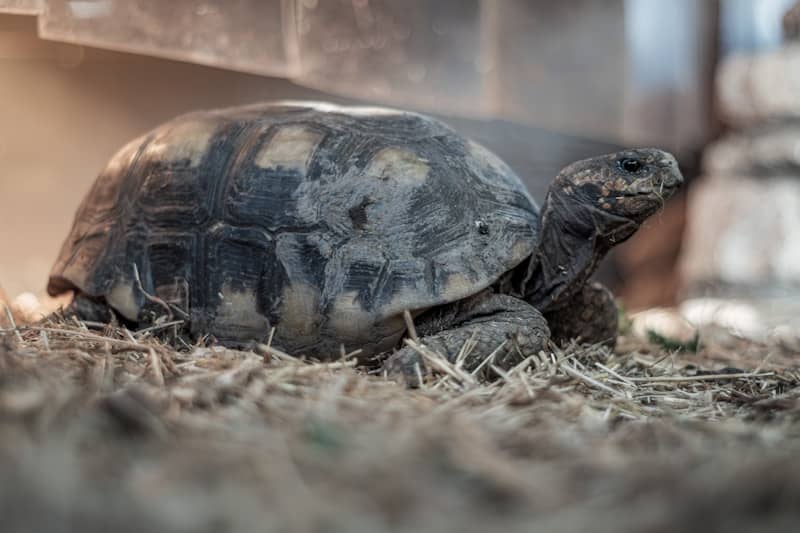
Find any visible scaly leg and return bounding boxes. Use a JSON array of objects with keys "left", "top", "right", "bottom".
[
  {"left": 544, "top": 281, "right": 618, "bottom": 348},
  {"left": 385, "top": 292, "right": 550, "bottom": 386}
]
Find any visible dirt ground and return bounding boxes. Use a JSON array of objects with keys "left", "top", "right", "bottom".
[{"left": 1, "top": 313, "right": 799, "bottom": 533}]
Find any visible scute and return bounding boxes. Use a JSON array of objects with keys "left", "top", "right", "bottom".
[
  {"left": 364, "top": 147, "right": 430, "bottom": 185},
  {"left": 49, "top": 101, "right": 540, "bottom": 357},
  {"left": 142, "top": 116, "right": 218, "bottom": 167},
  {"left": 254, "top": 125, "right": 322, "bottom": 171}
]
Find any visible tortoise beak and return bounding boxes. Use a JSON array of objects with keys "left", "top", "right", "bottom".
[{"left": 656, "top": 155, "right": 683, "bottom": 190}]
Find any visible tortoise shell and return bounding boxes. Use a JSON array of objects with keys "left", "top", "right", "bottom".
[{"left": 49, "top": 102, "right": 540, "bottom": 356}]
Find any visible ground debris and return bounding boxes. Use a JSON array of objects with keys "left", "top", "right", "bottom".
[{"left": 0, "top": 316, "right": 799, "bottom": 533}]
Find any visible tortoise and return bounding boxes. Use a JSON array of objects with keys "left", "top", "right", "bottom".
[{"left": 49, "top": 101, "right": 683, "bottom": 380}]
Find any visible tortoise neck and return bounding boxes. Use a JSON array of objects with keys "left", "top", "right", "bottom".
[{"left": 515, "top": 187, "right": 638, "bottom": 311}]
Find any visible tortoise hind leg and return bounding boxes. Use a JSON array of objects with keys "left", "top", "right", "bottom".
[
  {"left": 63, "top": 292, "right": 114, "bottom": 324},
  {"left": 384, "top": 293, "right": 550, "bottom": 386},
  {"left": 544, "top": 281, "right": 618, "bottom": 348}
]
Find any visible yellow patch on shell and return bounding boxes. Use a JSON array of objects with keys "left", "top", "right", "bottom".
[
  {"left": 328, "top": 291, "right": 373, "bottom": 340},
  {"left": 365, "top": 147, "right": 429, "bottom": 185},
  {"left": 144, "top": 118, "right": 217, "bottom": 167},
  {"left": 216, "top": 283, "right": 270, "bottom": 331},
  {"left": 106, "top": 281, "right": 139, "bottom": 321},
  {"left": 255, "top": 125, "right": 322, "bottom": 172},
  {"left": 510, "top": 239, "right": 531, "bottom": 265},
  {"left": 277, "top": 284, "right": 321, "bottom": 342},
  {"left": 442, "top": 273, "right": 475, "bottom": 300}
]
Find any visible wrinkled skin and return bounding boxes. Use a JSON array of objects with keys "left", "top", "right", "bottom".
[{"left": 386, "top": 148, "right": 683, "bottom": 384}]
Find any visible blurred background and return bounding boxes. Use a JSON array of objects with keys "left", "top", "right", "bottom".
[{"left": 1, "top": 0, "right": 799, "bottom": 339}]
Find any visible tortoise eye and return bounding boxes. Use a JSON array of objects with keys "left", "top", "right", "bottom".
[{"left": 620, "top": 158, "right": 642, "bottom": 173}]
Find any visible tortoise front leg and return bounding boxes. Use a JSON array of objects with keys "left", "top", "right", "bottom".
[
  {"left": 544, "top": 281, "right": 618, "bottom": 348},
  {"left": 384, "top": 293, "right": 550, "bottom": 386}
]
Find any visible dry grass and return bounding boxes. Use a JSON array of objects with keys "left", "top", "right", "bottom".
[{"left": 1, "top": 314, "right": 800, "bottom": 533}]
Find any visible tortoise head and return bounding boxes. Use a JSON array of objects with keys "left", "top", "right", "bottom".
[
  {"left": 516, "top": 148, "right": 683, "bottom": 310},
  {"left": 554, "top": 148, "right": 683, "bottom": 224}
]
